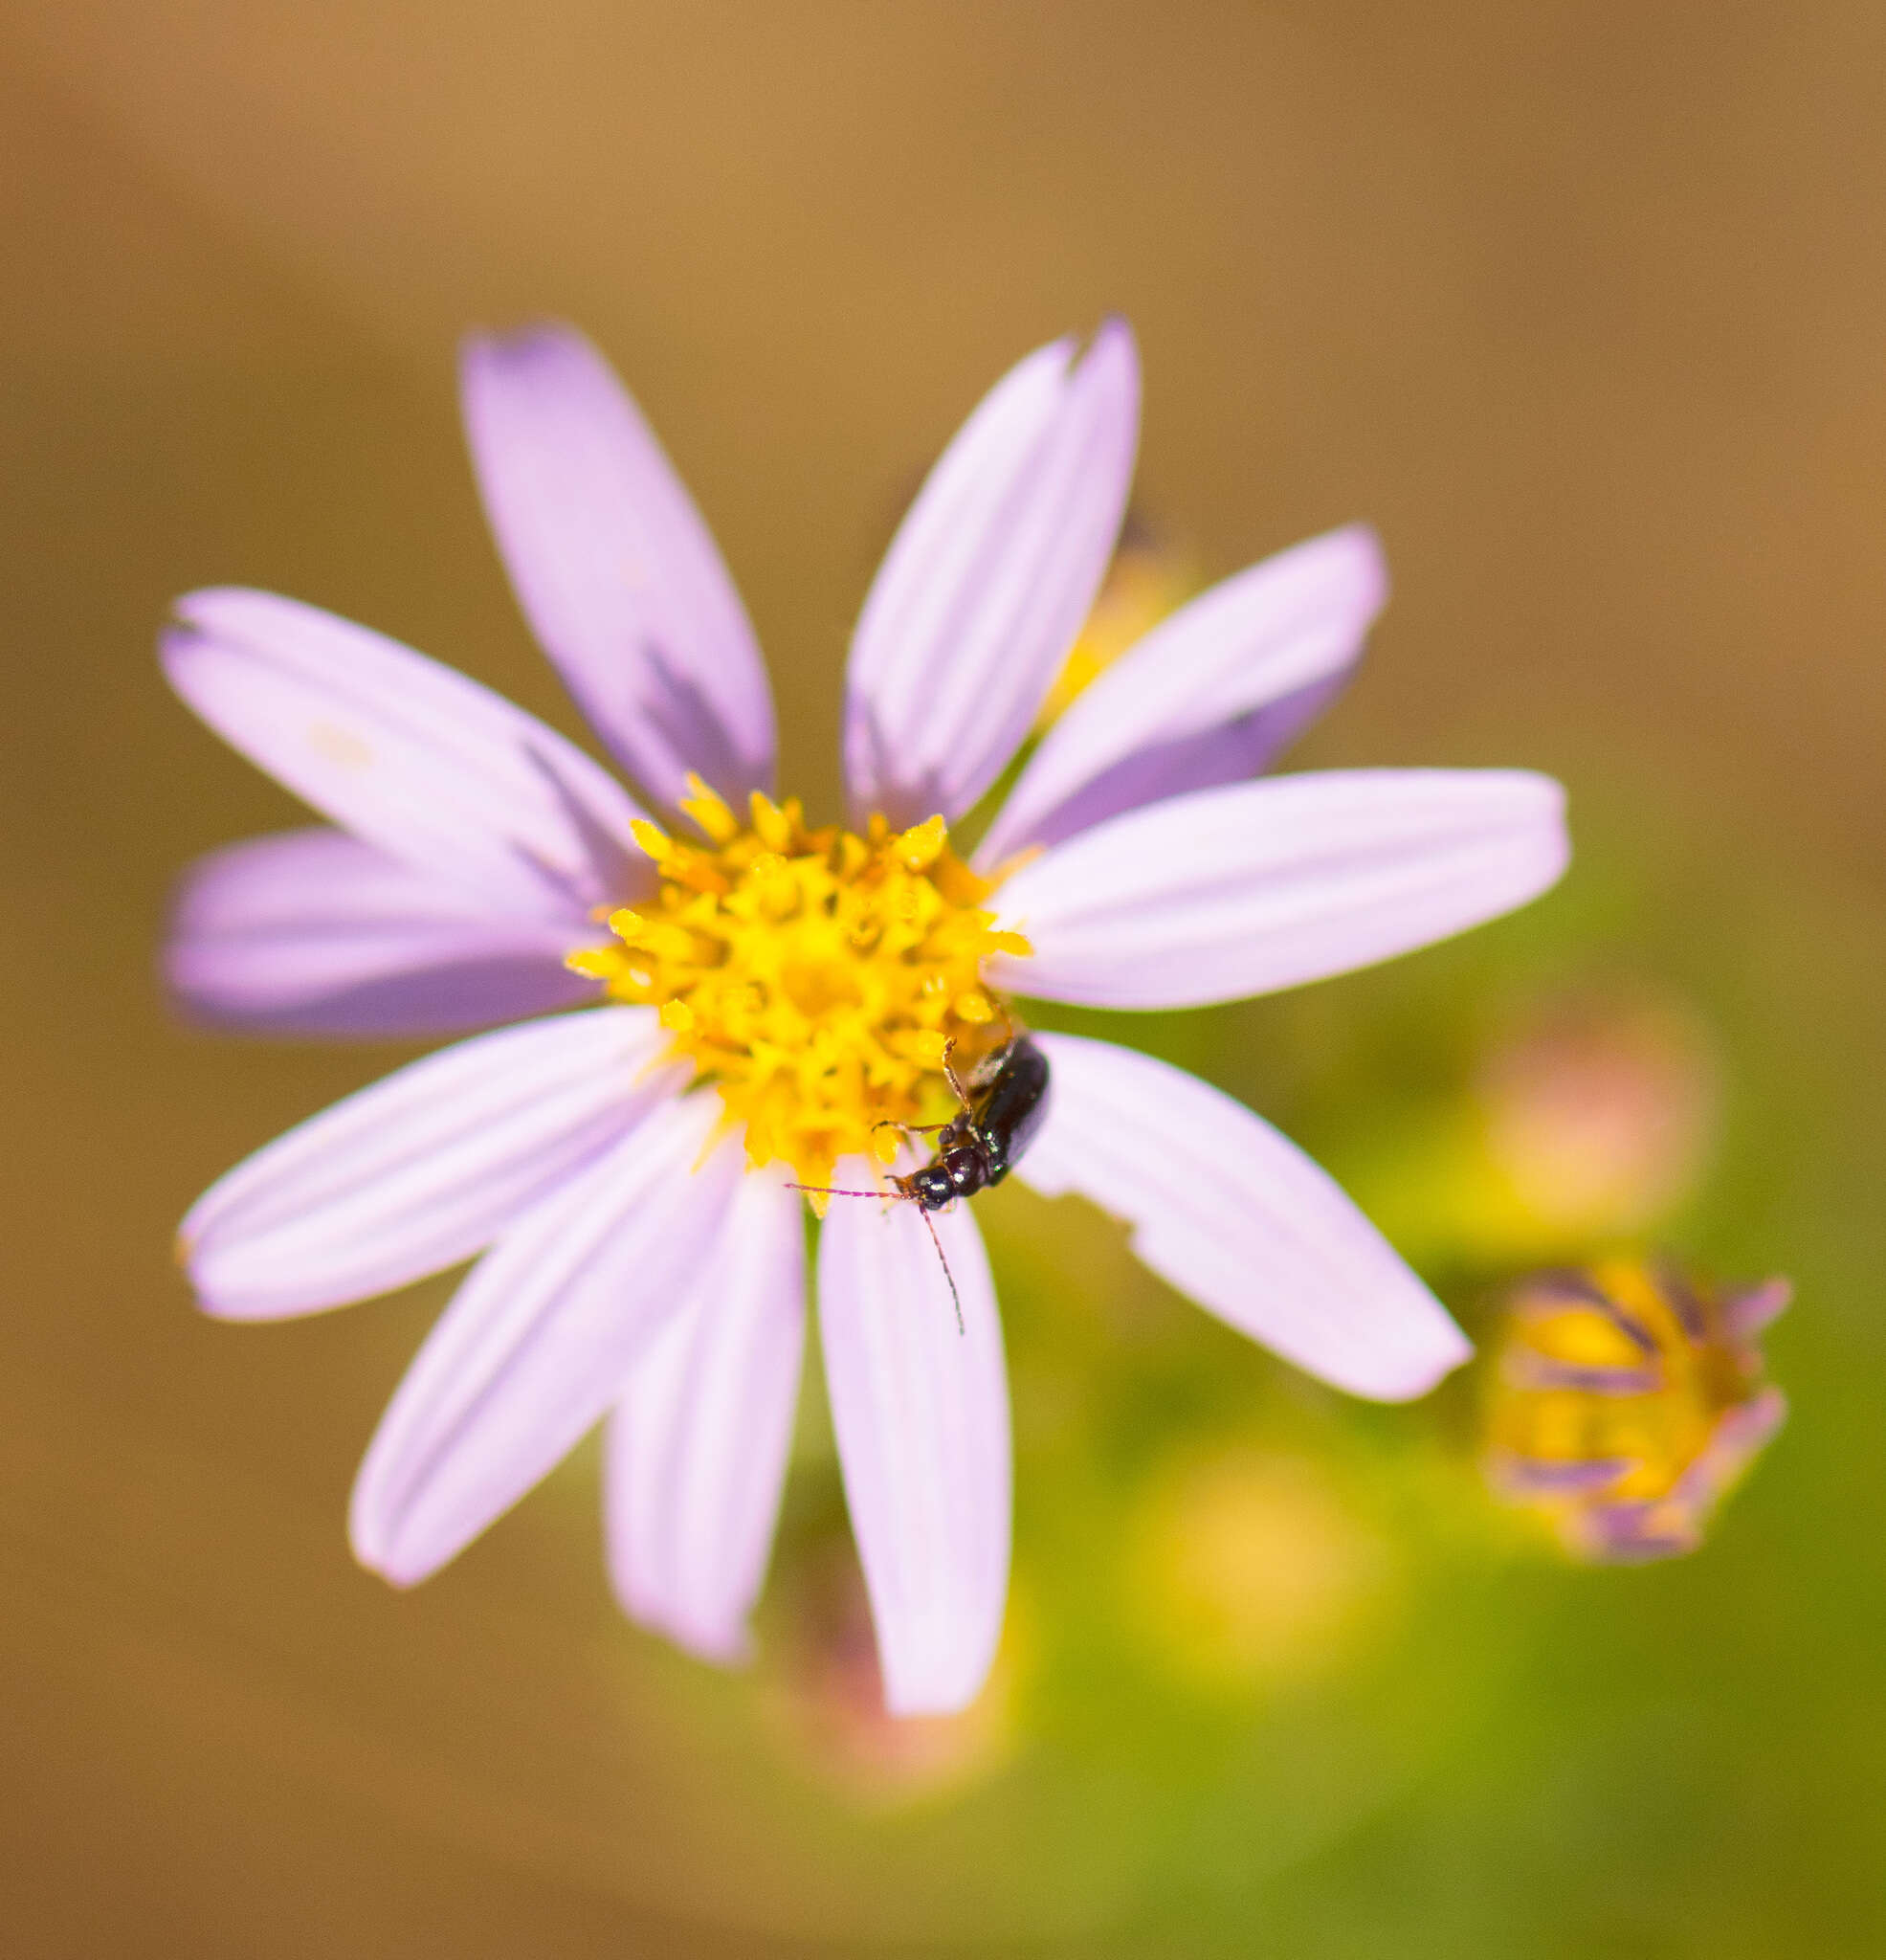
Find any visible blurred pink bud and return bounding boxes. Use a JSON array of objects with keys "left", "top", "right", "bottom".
[
  {"left": 1476, "top": 988, "right": 1720, "bottom": 1239},
  {"left": 765, "top": 1538, "right": 1014, "bottom": 1798}
]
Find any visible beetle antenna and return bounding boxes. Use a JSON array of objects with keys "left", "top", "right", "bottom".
[
  {"left": 786, "top": 1183, "right": 965, "bottom": 1336},
  {"left": 918, "top": 1204, "right": 965, "bottom": 1337}
]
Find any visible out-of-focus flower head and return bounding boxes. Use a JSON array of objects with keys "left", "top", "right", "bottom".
[
  {"left": 1476, "top": 987, "right": 1720, "bottom": 1244},
  {"left": 1125, "top": 1448, "right": 1393, "bottom": 1691},
  {"left": 1485, "top": 1259, "right": 1788, "bottom": 1561},
  {"left": 1355, "top": 981, "right": 1720, "bottom": 1268},
  {"left": 764, "top": 1533, "right": 1015, "bottom": 1798}
]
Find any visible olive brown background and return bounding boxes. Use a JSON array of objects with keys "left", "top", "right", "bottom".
[{"left": 2, "top": 4, "right": 1883, "bottom": 1955}]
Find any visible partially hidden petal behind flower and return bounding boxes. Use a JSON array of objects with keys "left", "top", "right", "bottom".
[
  {"left": 1015, "top": 1034, "right": 1471, "bottom": 1399},
  {"left": 604, "top": 1166, "right": 806, "bottom": 1663},
  {"left": 845, "top": 322, "right": 1140, "bottom": 829},
  {"left": 161, "top": 588, "right": 649, "bottom": 920},
  {"left": 987, "top": 768, "right": 1569, "bottom": 1010},
  {"left": 977, "top": 524, "right": 1386, "bottom": 864},
  {"left": 461, "top": 324, "right": 775, "bottom": 809},
  {"left": 167, "top": 828, "right": 599, "bottom": 1039},
  {"left": 181, "top": 1007, "right": 681, "bottom": 1320},
  {"left": 351, "top": 1095, "right": 743, "bottom": 1586},
  {"left": 818, "top": 1172, "right": 1010, "bottom": 1715}
]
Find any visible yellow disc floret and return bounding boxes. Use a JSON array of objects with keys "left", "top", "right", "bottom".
[{"left": 567, "top": 775, "right": 1031, "bottom": 1192}]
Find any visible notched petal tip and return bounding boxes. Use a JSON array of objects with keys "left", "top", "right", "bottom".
[
  {"left": 166, "top": 585, "right": 235, "bottom": 630},
  {"left": 155, "top": 617, "right": 206, "bottom": 690},
  {"left": 1326, "top": 519, "right": 1390, "bottom": 610},
  {"left": 347, "top": 1517, "right": 417, "bottom": 1589},
  {"left": 172, "top": 1202, "right": 233, "bottom": 1317},
  {"left": 347, "top": 1474, "right": 433, "bottom": 1590},
  {"left": 460, "top": 317, "right": 579, "bottom": 358},
  {"left": 458, "top": 321, "right": 606, "bottom": 405},
  {"left": 174, "top": 1230, "right": 262, "bottom": 1327},
  {"left": 460, "top": 315, "right": 776, "bottom": 809},
  {"left": 846, "top": 319, "right": 1142, "bottom": 827},
  {"left": 1081, "top": 312, "right": 1140, "bottom": 371},
  {"left": 165, "top": 585, "right": 302, "bottom": 644},
  {"left": 1074, "top": 314, "right": 1142, "bottom": 442}
]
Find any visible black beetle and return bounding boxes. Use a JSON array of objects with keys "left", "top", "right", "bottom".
[{"left": 791, "top": 1031, "right": 1052, "bottom": 1332}]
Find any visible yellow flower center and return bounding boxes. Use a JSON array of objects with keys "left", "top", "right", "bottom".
[{"left": 566, "top": 776, "right": 1031, "bottom": 1192}]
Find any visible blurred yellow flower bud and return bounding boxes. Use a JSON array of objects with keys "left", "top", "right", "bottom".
[{"left": 1485, "top": 1258, "right": 1787, "bottom": 1561}]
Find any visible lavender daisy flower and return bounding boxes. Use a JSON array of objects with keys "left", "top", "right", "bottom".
[{"left": 166, "top": 322, "right": 1568, "bottom": 1714}]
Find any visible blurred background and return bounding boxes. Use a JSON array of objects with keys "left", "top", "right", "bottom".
[{"left": 2, "top": 3, "right": 1883, "bottom": 1953}]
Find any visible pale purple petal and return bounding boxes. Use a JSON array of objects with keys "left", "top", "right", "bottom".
[
  {"left": 166, "top": 828, "right": 600, "bottom": 1038},
  {"left": 1488, "top": 1454, "right": 1636, "bottom": 1497},
  {"left": 1673, "top": 1387, "right": 1788, "bottom": 1510},
  {"left": 1577, "top": 1507, "right": 1697, "bottom": 1562},
  {"left": 350, "top": 1097, "right": 743, "bottom": 1586},
  {"left": 977, "top": 525, "right": 1387, "bottom": 864},
  {"left": 603, "top": 1167, "right": 806, "bottom": 1662},
  {"left": 162, "top": 588, "right": 649, "bottom": 920},
  {"left": 818, "top": 1172, "right": 1010, "bottom": 1715},
  {"left": 987, "top": 768, "right": 1569, "bottom": 1010},
  {"left": 1014, "top": 1034, "right": 1472, "bottom": 1399},
  {"left": 461, "top": 325, "right": 775, "bottom": 808},
  {"left": 845, "top": 323, "right": 1140, "bottom": 828},
  {"left": 181, "top": 1007, "right": 681, "bottom": 1320},
  {"left": 1725, "top": 1277, "right": 1793, "bottom": 1340},
  {"left": 1501, "top": 1354, "right": 1663, "bottom": 1395}
]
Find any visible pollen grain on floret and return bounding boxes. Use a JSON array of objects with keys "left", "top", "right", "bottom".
[{"left": 567, "top": 776, "right": 1031, "bottom": 1192}]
